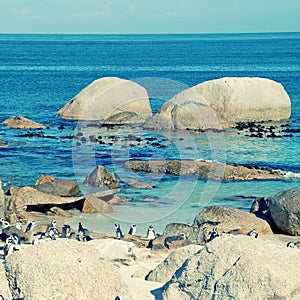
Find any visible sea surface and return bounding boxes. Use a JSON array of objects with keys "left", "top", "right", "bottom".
[{"left": 0, "top": 33, "right": 299, "bottom": 234}]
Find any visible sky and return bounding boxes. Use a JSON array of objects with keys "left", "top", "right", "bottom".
[{"left": 0, "top": 0, "right": 299, "bottom": 34}]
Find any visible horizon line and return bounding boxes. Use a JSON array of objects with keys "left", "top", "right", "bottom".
[{"left": 0, "top": 31, "right": 299, "bottom": 35}]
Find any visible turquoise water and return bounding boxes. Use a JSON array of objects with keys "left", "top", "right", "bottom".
[{"left": 0, "top": 33, "right": 299, "bottom": 234}]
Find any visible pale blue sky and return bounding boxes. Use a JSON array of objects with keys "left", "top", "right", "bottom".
[{"left": 0, "top": 0, "right": 299, "bottom": 34}]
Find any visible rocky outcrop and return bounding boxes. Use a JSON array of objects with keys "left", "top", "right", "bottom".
[
  {"left": 2, "top": 115, "right": 46, "bottom": 129},
  {"left": 146, "top": 244, "right": 201, "bottom": 283},
  {"left": 5, "top": 239, "right": 129, "bottom": 300},
  {"left": 4, "top": 185, "right": 120, "bottom": 223},
  {"left": 0, "top": 139, "right": 5, "bottom": 146},
  {"left": 34, "top": 175, "right": 79, "bottom": 196},
  {"left": 193, "top": 205, "right": 273, "bottom": 237},
  {"left": 160, "top": 235, "right": 300, "bottom": 300},
  {"left": 56, "top": 77, "right": 152, "bottom": 124},
  {"left": 150, "top": 77, "right": 291, "bottom": 130},
  {"left": 269, "top": 189, "right": 300, "bottom": 235},
  {"left": 125, "top": 159, "right": 283, "bottom": 180},
  {"left": 84, "top": 165, "right": 120, "bottom": 189}
]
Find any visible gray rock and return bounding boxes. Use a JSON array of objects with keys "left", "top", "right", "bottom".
[
  {"left": 5, "top": 239, "right": 129, "bottom": 300},
  {"left": 193, "top": 205, "right": 273, "bottom": 237},
  {"left": 164, "top": 223, "right": 206, "bottom": 245},
  {"left": 128, "top": 179, "right": 154, "bottom": 189},
  {"left": 269, "top": 189, "right": 300, "bottom": 235},
  {"left": 2, "top": 115, "right": 46, "bottom": 129},
  {"left": 84, "top": 165, "right": 119, "bottom": 189},
  {"left": 82, "top": 195, "right": 113, "bottom": 213},
  {"left": 147, "top": 244, "right": 201, "bottom": 283},
  {"left": 34, "top": 175, "right": 79, "bottom": 197},
  {"left": 56, "top": 77, "right": 152, "bottom": 124},
  {"left": 161, "top": 235, "right": 300, "bottom": 300}
]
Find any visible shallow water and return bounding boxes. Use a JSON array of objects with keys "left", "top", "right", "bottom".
[{"left": 0, "top": 33, "right": 299, "bottom": 233}]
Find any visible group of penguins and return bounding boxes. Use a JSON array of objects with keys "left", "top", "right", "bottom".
[
  {"left": 1, "top": 218, "right": 299, "bottom": 260},
  {"left": 0, "top": 218, "right": 159, "bottom": 259},
  {"left": 208, "top": 227, "right": 300, "bottom": 249}
]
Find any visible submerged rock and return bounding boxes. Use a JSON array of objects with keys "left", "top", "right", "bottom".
[
  {"left": 56, "top": 76, "right": 152, "bottom": 124},
  {"left": 0, "top": 179, "right": 4, "bottom": 212},
  {"left": 2, "top": 115, "right": 46, "bottom": 129},
  {"left": 160, "top": 235, "right": 300, "bottom": 300},
  {"left": 269, "top": 189, "right": 300, "bottom": 235}
]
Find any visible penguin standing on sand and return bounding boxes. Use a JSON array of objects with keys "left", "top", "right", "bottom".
[
  {"left": 287, "top": 241, "right": 300, "bottom": 248},
  {"left": 128, "top": 224, "right": 136, "bottom": 235},
  {"left": 4, "top": 237, "right": 18, "bottom": 258},
  {"left": 62, "top": 224, "right": 72, "bottom": 238},
  {"left": 146, "top": 225, "right": 156, "bottom": 240},
  {"left": 248, "top": 229, "right": 259, "bottom": 239},
  {"left": 115, "top": 224, "right": 123, "bottom": 239},
  {"left": 32, "top": 233, "right": 40, "bottom": 245},
  {"left": 25, "top": 220, "right": 35, "bottom": 233}
]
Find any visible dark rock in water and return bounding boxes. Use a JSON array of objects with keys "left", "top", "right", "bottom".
[
  {"left": 35, "top": 175, "right": 79, "bottom": 197},
  {"left": 124, "top": 160, "right": 284, "bottom": 180},
  {"left": 2, "top": 115, "right": 46, "bottom": 129},
  {"left": 127, "top": 179, "right": 154, "bottom": 189},
  {"left": 269, "top": 189, "right": 300, "bottom": 235},
  {"left": 193, "top": 205, "right": 273, "bottom": 237},
  {"left": 84, "top": 165, "right": 119, "bottom": 189}
]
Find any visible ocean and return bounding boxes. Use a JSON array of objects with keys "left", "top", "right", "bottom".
[{"left": 0, "top": 33, "right": 299, "bottom": 234}]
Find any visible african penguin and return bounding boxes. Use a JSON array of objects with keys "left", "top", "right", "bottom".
[
  {"left": 248, "top": 229, "right": 259, "bottom": 239},
  {"left": 208, "top": 227, "right": 219, "bottom": 242},
  {"left": 114, "top": 223, "right": 123, "bottom": 239},
  {"left": 128, "top": 224, "right": 136, "bottom": 235},
  {"left": 25, "top": 220, "right": 35, "bottom": 233},
  {"left": 146, "top": 225, "right": 156, "bottom": 240},
  {"left": 15, "top": 220, "right": 22, "bottom": 231}
]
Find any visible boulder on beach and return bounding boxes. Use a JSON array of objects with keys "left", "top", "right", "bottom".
[
  {"left": 269, "top": 189, "right": 300, "bottom": 235},
  {"left": 56, "top": 77, "right": 152, "bottom": 124},
  {"left": 2, "top": 115, "right": 46, "bottom": 129},
  {"left": 147, "top": 244, "right": 202, "bottom": 283},
  {"left": 82, "top": 195, "right": 113, "bottom": 213},
  {"left": 84, "top": 165, "right": 120, "bottom": 189},
  {"left": 4, "top": 186, "right": 85, "bottom": 224},
  {"left": 5, "top": 239, "right": 129, "bottom": 300},
  {"left": 159, "top": 235, "right": 300, "bottom": 300},
  {"left": 150, "top": 77, "right": 291, "bottom": 130},
  {"left": 34, "top": 175, "right": 79, "bottom": 197},
  {"left": 193, "top": 205, "right": 273, "bottom": 238}
]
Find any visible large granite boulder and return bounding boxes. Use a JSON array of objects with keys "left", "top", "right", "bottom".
[
  {"left": 84, "top": 165, "right": 120, "bottom": 189},
  {"left": 56, "top": 77, "right": 152, "bottom": 124},
  {"left": 2, "top": 115, "right": 46, "bottom": 129},
  {"left": 193, "top": 205, "right": 273, "bottom": 238},
  {"left": 35, "top": 175, "right": 79, "bottom": 196},
  {"left": 5, "top": 240, "right": 129, "bottom": 300},
  {"left": 146, "top": 244, "right": 201, "bottom": 283},
  {"left": 269, "top": 189, "right": 300, "bottom": 235},
  {"left": 150, "top": 77, "right": 291, "bottom": 130},
  {"left": 82, "top": 195, "right": 113, "bottom": 213},
  {"left": 0, "top": 263, "right": 12, "bottom": 299},
  {"left": 160, "top": 235, "right": 300, "bottom": 300}
]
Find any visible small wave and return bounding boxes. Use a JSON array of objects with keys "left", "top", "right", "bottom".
[{"left": 281, "top": 171, "right": 300, "bottom": 179}]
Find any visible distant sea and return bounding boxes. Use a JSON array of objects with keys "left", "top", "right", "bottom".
[{"left": 0, "top": 33, "right": 299, "bottom": 234}]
